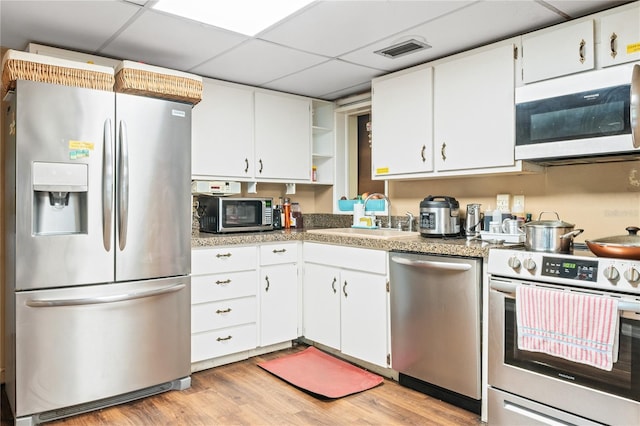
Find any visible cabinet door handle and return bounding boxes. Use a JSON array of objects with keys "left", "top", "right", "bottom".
[
  {"left": 579, "top": 39, "right": 586, "bottom": 64},
  {"left": 440, "top": 142, "right": 447, "bottom": 161},
  {"left": 216, "top": 308, "right": 231, "bottom": 314},
  {"left": 244, "top": 158, "right": 249, "bottom": 173},
  {"left": 215, "top": 279, "right": 231, "bottom": 285},
  {"left": 420, "top": 144, "right": 426, "bottom": 163},
  {"left": 272, "top": 248, "right": 287, "bottom": 254},
  {"left": 259, "top": 159, "right": 263, "bottom": 174},
  {"left": 331, "top": 277, "right": 337, "bottom": 294},
  {"left": 265, "top": 275, "right": 270, "bottom": 292},
  {"left": 216, "top": 335, "right": 232, "bottom": 342},
  {"left": 216, "top": 252, "right": 232, "bottom": 258},
  {"left": 610, "top": 32, "right": 617, "bottom": 59},
  {"left": 343, "top": 280, "right": 348, "bottom": 298}
]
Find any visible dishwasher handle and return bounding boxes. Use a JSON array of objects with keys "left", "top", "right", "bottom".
[{"left": 390, "top": 255, "right": 472, "bottom": 272}]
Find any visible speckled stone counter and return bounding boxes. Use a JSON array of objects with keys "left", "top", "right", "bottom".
[{"left": 191, "top": 228, "right": 501, "bottom": 259}]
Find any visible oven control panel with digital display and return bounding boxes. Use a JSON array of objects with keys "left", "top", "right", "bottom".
[{"left": 541, "top": 256, "right": 599, "bottom": 282}]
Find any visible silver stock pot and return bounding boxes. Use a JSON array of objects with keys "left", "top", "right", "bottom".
[{"left": 523, "top": 212, "right": 584, "bottom": 253}]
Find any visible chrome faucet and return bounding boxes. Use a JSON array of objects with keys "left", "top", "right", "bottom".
[
  {"left": 405, "top": 211, "right": 414, "bottom": 232},
  {"left": 363, "top": 193, "right": 392, "bottom": 229}
]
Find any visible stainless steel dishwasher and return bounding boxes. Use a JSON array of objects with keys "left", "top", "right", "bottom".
[{"left": 389, "top": 251, "right": 482, "bottom": 414}]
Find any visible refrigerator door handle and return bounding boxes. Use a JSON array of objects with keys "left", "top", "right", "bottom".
[
  {"left": 118, "top": 120, "right": 130, "bottom": 250},
  {"left": 103, "top": 119, "right": 113, "bottom": 251},
  {"left": 25, "top": 283, "right": 186, "bottom": 307}
]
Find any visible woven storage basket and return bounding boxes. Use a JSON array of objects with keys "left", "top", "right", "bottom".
[
  {"left": 1, "top": 50, "right": 114, "bottom": 99},
  {"left": 114, "top": 61, "right": 202, "bottom": 105}
]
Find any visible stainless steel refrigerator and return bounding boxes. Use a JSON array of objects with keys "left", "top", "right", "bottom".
[{"left": 4, "top": 80, "right": 192, "bottom": 425}]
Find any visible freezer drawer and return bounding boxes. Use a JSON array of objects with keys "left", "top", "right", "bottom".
[{"left": 13, "top": 276, "right": 190, "bottom": 417}]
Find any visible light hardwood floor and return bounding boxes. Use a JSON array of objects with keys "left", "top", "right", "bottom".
[{"left": 2, "top": 344, "right": 483, "bottom": 425}]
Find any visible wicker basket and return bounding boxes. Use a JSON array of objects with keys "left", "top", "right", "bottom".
[
  {"left": 114, "top": 61, "right": 202, "bottom": 105},
  {"left": 1, "top": 50, "right": 114, "bottom": 99}
]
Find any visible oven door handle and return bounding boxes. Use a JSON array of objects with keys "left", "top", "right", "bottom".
[{"left": 490, "top": 279, "right": 640, "bottom": 315}]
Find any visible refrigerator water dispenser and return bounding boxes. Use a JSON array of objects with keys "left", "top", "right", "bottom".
[{"left": 32, "top": 162, "right": 88, "bottom": 235}]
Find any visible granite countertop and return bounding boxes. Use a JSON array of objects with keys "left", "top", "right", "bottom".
[{"left": 191, "top": 228, "right": 507, "bottom": 259}]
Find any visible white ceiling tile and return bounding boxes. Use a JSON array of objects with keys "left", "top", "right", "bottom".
[
  {"left": 260, "top": 0, "right": 476, "bottom": 57},
  {"left": 0, "top": 0, "right": 140, "bottom": 52},
  {"left": 544, "top": 0, "right": 630, "bottom": 18},
  {"left": 100, "top": 10, "right": 248, "bottom": 70},
  {"left": 342, "top": 1, "right": 564, "bottom": 72},
  {"left": 191, "top": 39, "right": 328, "bottom": 86},
  {"left": 262, "top": 59, "right": 383, "bottom": 99}
]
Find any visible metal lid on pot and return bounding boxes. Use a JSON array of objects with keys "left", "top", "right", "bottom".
[
  {"left": 587, "top": 226, "right": 640, "bottom": 247},
  {"left": 523, "top": 212, "right": 574, "bottom": 228}
]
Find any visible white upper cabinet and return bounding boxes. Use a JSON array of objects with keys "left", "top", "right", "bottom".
[
  {"left": 192, "top": 78, "right": 315, "bottom": 182},
  {"left": 522, "top": 20, "right": 595, "bottom": 83},
  {"left": 434, "top": 44, "right": 516, "bottom": 171},
  {"left": 192, "top": 79, "right": 255, "bottom": 179},
  {"left": 254, "top": 92, "right": 311, "bottom": 181},
  {"left": 371, "top": 67, "right": 434, "bottom": 178},
  {"left": 599, "top": 3, "right": 640, "bottom": 67}
]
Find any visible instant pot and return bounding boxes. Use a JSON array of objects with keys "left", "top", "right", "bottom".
[{"left": 419, "top": 195, "right": 460, "bottom": 237}]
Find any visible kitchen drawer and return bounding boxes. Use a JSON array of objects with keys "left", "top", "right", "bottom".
[
  {"left": 191, "top": 246, "right": 257, "bottom": 275},
  {"left": 260, "top": 242, "right": 299, "bottom": 265},
  {"left": 191, "top": 323, "right": 257, "bottom": 362},
  {"left": 191, "top": 270, "right": 257, "bottom": 304},
  {"left": 303, "top": 242, "right": 387, "bottom": 274},
  {"left": 192, "top": 296, "right": 257, "bottom": 333}
]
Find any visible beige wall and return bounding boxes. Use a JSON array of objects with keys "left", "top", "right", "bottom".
[
  {"left": 387, "top": 160, "right": 640, "bottom": 242},
  {"left": 250, "top": 159, "right": 640, "bottom": 243}
]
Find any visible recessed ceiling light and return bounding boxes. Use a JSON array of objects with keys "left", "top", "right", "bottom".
[{"left": 152, "top": 0, "right": 315, "bottom": 36}]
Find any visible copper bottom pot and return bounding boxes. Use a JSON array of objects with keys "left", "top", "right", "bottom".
[{"left": 586, "top": 226, "right": 640, "bottom": 260}]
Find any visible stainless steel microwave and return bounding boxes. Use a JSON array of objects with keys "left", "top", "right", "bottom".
[
  {"left": 515, "top": 62, "right": 640, "bottom": 164},
  {"left": 195, "top": 196, "right": 273, "bottom": 233}
]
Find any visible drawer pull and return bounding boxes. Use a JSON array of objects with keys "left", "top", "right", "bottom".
[
  {"left": 272, "top": 248, "right": 287, "bottom": 254},
  {"left": 216, "top": 308, "right": 232, "bottom": 314},
  {"left": 216, "top": 252, "right": 232, "bottom": 258},
  {"left": 215, "top": 279, "right": 231, "bottom": 285},
  {"left": 216, "top": 335, "right": 232, "bottom": 342}
]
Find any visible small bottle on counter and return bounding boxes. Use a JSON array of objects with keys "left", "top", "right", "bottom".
[
  {"left": 291, "top": 202, "right": 303, "bottom": 228},
  {"left": 312, "top": 165, "right": 317, "bottom": 182},
  {"left": 283, "top": 197, "right": 291, "bottom": 229}
]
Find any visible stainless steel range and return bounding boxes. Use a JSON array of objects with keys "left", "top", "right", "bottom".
[{"left": 487, "top": 248, "right": 640, "bottom": 425}]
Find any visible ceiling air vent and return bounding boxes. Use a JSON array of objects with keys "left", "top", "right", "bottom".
[{"left": 375, "top": 39, "right": 431, "bottom": 59}]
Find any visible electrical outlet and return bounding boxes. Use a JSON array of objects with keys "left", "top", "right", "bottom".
[
  {"left": 496, "top": 194, "right": 511, "bottom": 212},
  {"left": 513, "top": 195, "right": 525, "bottom": 214}
]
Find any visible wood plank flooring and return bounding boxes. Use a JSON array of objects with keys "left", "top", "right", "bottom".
[{"left": 2, "top": 344, "right": 483, "bottom": 425}]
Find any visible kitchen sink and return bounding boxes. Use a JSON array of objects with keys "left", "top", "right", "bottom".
[{"left": 306, "top": 227, "right": 420, "bottom": 240}]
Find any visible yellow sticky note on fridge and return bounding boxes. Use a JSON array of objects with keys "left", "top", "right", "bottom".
[{"left": 68, "top": 140, "right": 95, "bottom": 150}]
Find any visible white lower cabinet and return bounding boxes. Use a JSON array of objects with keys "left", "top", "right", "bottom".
[
  {"left": 191, "top": 246, "right": 259, "bottom": 364},
  {"left": 259, "top": 242, "right": 300, "bottom": 347},
  {"left": 303, "top": 242, "right": 389, "bottom": 368}
]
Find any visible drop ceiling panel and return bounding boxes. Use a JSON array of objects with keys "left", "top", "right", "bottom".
[
  {"left": 341, "top": 1, "right": 564, "bottom": 72},
  {"left": 263, "top": 59, "right": 382, "bottom": 99},
  {"left": 191, "top": 39, "right": 328, "bottom": 86},
  {"left": 545, "top": 0, "right": 630, "bottom": 17},
  {"left": 0, "top": 0, "right": 140, "bottom": 52},
  {"left": 101, "top": 10, "right": 248, "bottom": 70},
  {"left": 259, "top": 0, "right": 476, "bottom": 58}
]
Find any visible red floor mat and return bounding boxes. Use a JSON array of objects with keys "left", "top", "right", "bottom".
[{"left": 258, "top": 346, "right": 384, "bottom": 399}]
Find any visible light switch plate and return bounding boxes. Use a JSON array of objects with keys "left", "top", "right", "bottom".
[
  {"left": 513, "top": 195, "right": 525, "bottom": 214},
  {"left": 496, "top": 194, "right": 510, "bottom": 212}
]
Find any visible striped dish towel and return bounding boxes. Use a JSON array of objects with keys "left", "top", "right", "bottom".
[{"left": 516, "top": 285, "right": 619, "bottom": 371}]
